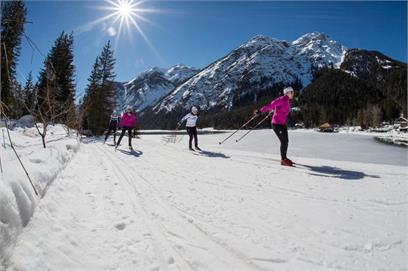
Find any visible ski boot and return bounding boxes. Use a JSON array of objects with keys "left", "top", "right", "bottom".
[
  {"left": 286, "top": 158, "right": 294, "bottom": 165},
  {"left": 281, "top": 158, "right": 293, "bottom": 167}
]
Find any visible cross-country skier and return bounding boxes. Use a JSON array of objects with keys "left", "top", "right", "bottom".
[
  {"left": 178, "top": 106, "right": 201, "bottom": 151},
  {"left": 104, "top": 110, "right": 120, "bottom": 145},
  {"left": 116, "top": 106, "right": 137, "bottom": 150},
  {"left": 255, "top": 86, "right": 295, "bottom": 166}
]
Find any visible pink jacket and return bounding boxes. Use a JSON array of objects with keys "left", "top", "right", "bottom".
[
  {"left": 260, "top": 95, "right": 291, "bottom": 125},
  {"left": 119, "top": 112, "right": 137, "bottom": 127}
]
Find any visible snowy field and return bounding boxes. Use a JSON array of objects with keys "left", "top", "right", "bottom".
[{"left": 2, "top": 128, "right": 407, "bottom": 271}]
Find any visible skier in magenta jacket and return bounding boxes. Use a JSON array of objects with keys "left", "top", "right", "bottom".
[
  {"left": 116, "top": 106, "right": 137, "bottom": 149},
  {"left": 256, "top": 86, "right": 295, "bottom": 166}
]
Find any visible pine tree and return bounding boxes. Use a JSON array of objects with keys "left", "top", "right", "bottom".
[
  {"left": 299, "top": 69, "right": 385, "bottom": 127},
  {"left": 22, "top": 71, "right": 36, "bottom": 115},
  {"left": 36, "top": 32, "right": 76, "bottom": 124},
  {"left": 12, "top": 82, "right": 24, "bottom": 118},
  {"left": 98, "top": 40, "right": 116, "bottom": 116},
  {"left": 82, "top": 57, "right": 102, "bottom": 134},
  {"left": 82, "top": 41, "right": 117, "bottom": 135},
  {"left": 36, "top": 60, "right": 55, "bottom": 118},
  {"left": 0, "top": 0, "right": 26, "bottom": 116}
]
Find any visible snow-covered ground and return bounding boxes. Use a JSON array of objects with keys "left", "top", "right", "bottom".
[
  {"left": 3, "top": 129, "right": 408, "bottom": 270},
  {"left": 0, "top": 124, "right": 79, "bottom": 269}
]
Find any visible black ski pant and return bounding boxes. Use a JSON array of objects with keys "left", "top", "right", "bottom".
[
  {"left": 186, "top": 126, "right": 198, "bottom": 148},
  {"left": 117, "top": 126, "right": 133, "bottom": 146},
  {"left": 272, "top": 124, "right": 289, "bottom": 160},
  {"left": 105, "top": 124, "right": 118, "bottom": 143}
]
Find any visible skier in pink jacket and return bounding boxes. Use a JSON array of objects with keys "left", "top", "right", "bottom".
[
  {"left": 255, "top": 86, "right": 294, "bottom": 166},
  {"left": 116, "top": 106, "right": 137, "bottom": 149}
]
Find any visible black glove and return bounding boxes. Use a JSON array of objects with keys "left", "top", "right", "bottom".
[{"left": 253, "top": 109, "right": 261, "bottom": 115}]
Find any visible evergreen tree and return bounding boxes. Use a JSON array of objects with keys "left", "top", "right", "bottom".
[
  {"left": 36, "top": 31, "right": 76, "bottom": 124},
  {"left": 22, "top": 71, "right": 36, "bottom": 115},
  {"left": 98, "top": 40, "right": 116, "bottom": 116},
  {"left": 0, "top": 0, "right": 26, "bottom": 116},
  {"left": 82, "top": 41, "right": 116, "bottom": 135},
  {"left": 12, "top": 82, "right": 24, "bottom": 118},
  {"left": 299, "top": 69, "right": 385, "bottom": 127},
  {"left": 82, "top": 57, "right": 102, "bottom": 134}
]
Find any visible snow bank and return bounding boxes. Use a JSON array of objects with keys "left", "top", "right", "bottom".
[
  {"left": 0, "top": 124, "right": 79, "bottom": 269},
  {"left": 375, "top": 134, "right": 408, "bottom": 147},
  {"left": 0, "top": 115, "right": 35, "bottom": 130}
]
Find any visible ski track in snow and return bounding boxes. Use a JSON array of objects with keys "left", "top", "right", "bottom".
[
  {"left": 96, "top": 145, "right": 260, "bottom": 270},
  {"left": 6, "top": 133, "right": 408, "bottom": 271}
]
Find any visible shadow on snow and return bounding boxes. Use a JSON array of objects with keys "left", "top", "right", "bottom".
[
  {"left": 118, "top": 149, "right": 143, "bottom": 157},
  {"left": 195, "top": 150, "right": 230, "bottom": 159},
  {"left": 296, "top": 163, "right": 380, "bottom": 180}
]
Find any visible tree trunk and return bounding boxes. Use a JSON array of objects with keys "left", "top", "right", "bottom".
[
  {"left": 41, "top": 126, "right": 47, "bottom": 149},
  {"left": 41, "top": 134, "right": 46, "bottom": 149}
]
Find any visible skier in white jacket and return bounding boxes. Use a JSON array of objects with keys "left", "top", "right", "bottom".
[{"left": 178, "top": 106, "right": 201, "bottom": 151}]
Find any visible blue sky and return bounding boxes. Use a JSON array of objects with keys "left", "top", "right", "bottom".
[{"left": 18, "top": 1, "right": 407, "bottom": 100}]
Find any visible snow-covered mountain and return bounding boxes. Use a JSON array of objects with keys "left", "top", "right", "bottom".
[
  {"left": 153, "top": 32, "right": 347, "bottom": 113},
  {"left": 115, "top": 64, "right": 199, "bottom": 112},
  {"left": 339, "top": 48, "right": 407, "bottom": 111},
  {"left": 340, "top": 49, "right": 406, "bottom": 79},
  {"left": 292, "top": 32, "right": 346, "bottom": 69},
  {"left": 117, "top": 32, "right": 404, "bottom": 125}
]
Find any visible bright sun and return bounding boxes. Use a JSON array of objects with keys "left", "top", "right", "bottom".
[
  {"left": 76, "top": 0, "right": 162, "bottom": 54},
  {"left": 103, "top": 0, "right": 152, "bottom": 41},
  {"left": 116, "top": 1, "right": 133, "bottom": 18}
]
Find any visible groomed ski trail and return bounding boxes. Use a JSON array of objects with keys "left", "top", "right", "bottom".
[
  {"left": 7, "top": 135, "right": 407, "bottom": 271},
  {"left": 93, "top": 144, "right": 261, "bottom": 270}
]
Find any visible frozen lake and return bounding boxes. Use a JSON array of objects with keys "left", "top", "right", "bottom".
[{"left": 200, "top": 129, "right": 408, "bottom": 166}]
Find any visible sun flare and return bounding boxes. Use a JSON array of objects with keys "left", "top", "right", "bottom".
[
  {"left": 118, "top": 1, "right": 132, "bottom": 17},
  {"left": 113, "top": 0, "right": 135, "bottom": 19},
  {"left": 76, "top": 0, "right": 162, "bottom": 54}
]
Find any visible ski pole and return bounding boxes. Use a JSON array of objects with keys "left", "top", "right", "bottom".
[
  {"left": 173, "top": 123, "right": 181, "bottom": 143},
  {"left": 218, "top": 114, "right": 259, "bottom": 145},
  {"left": 2, "top": 128, "right": 6, "bottom": 148},
  {"left": 235, "top": 112, "right": 272, "bottom": 143},
  {"left": 0, "top": 153, "right": 3, "bottom": 173}
]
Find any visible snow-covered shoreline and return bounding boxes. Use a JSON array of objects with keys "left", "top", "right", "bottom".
[{"left": 374, "top": 135, "right": 408, "bottom": 147}]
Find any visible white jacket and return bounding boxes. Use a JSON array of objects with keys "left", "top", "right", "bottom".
[{"left": 180, "top": 113, "right": 198, "bottom": 127}]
